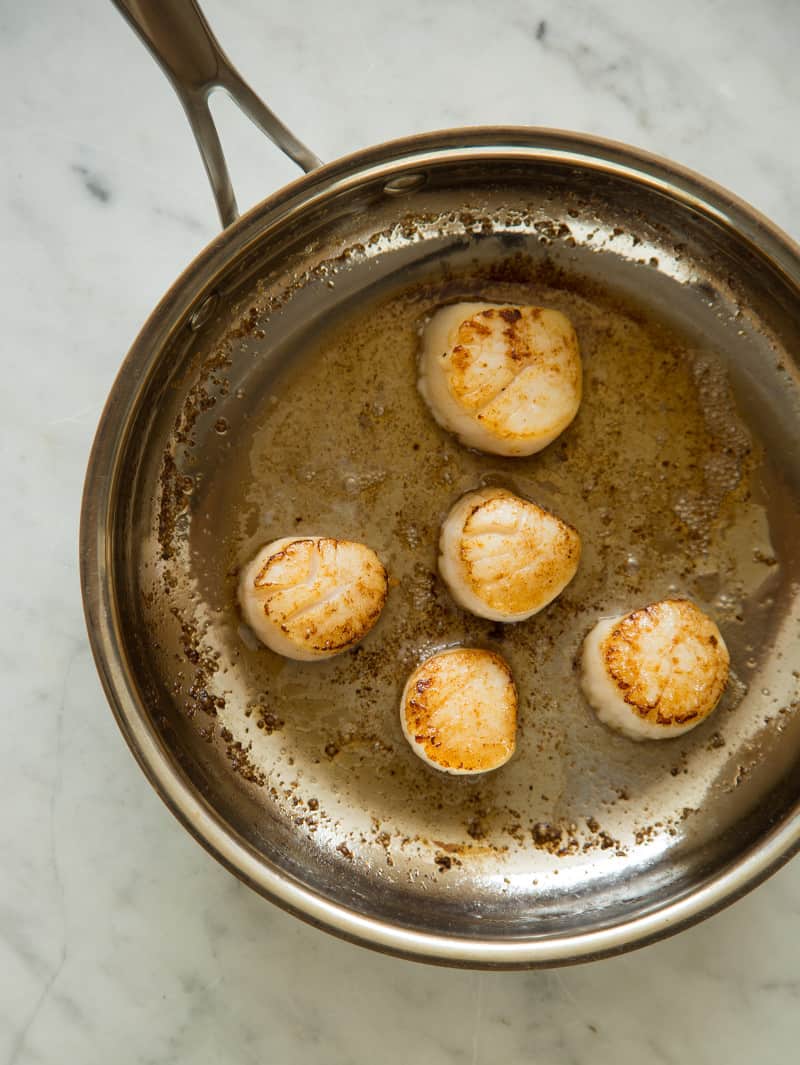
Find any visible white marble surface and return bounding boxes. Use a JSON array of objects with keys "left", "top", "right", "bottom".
[{"left": 3, "top": 1, "right": 800, "bottom": 1061}]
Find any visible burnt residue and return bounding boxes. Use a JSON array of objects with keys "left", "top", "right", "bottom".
[
  {"left": 224, "top": 737, "right": 266, "bottom": 786},
  {"left": 157, "top": 452, "right": 184, "bottom": 561},
  {"left": 434, "top": 852, "right": 463, "bottom": 872},
  {"left": 146, "top": 238, "right": 785, "bottom": 884},
  {"left": 531, "top": 822, "right": 563, "bottom": 852},
  {"left": 174, "top": 370, "right": 224, "bottom": 446},
  {"left": 256, "top": 710, "right": 284, "bottom": 734}
]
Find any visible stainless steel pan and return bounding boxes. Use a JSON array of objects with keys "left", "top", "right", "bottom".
[{"left": 81, "top": 0, "right": 800, "bottom": 968}]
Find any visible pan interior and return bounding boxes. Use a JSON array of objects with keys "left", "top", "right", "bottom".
[{"left": 115, "top": 154, "right": 800, "bottom": 944}]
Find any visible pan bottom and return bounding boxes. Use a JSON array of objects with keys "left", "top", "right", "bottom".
[{"left": 140, "top": 241, "right": 799, "bottom": 932}]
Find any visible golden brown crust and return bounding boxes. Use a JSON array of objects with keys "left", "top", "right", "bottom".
[
  {"left": 402, "top": 648, "right": 517, "bottom": 773},
  {"left": 446, "top": 306, "right": 581, "bottom": 443},
  {"left": 601, "top": 598, "right": 729, "bottom": 726},
  {"left": 253, "top": 537, "right": 388, "bottom": 654},
  {"left": 457, "top": 489, "right": 580, "bottom": 615}
]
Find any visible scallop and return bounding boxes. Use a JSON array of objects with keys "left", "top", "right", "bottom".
[
  {"left": 400, "top": 648, "right": 518, "bottom": 774},
  {"left": 580, "top": 598, "right": 730, "bottom": 740},
  {"left": 238, "top": 537, "right": 388, "bottom": 661},
  {"left": 418, "top": 302, "right": 582, "bottom": 456},
  {"left": 439, "top": 486, "right": 581, "bottom": 622}
]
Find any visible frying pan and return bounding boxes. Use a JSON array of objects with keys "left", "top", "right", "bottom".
[{"left": 81, "top": 0, "right": 800, "bottom": 968}]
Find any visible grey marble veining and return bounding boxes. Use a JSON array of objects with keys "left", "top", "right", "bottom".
[{"left": 2, "top": 1, "right": 799, "bottom": 1062}]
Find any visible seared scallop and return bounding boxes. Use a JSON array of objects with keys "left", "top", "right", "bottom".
[
  {"left": 580, "top": 598, "right": 730, "bottom": 741},
  {"left": 439, "top": 486, "right": 581, "bottom": 622},
  {"left": 400, "top": 648, "right": 518, "bottom": 774},
  {"left": 238, "top": 537, "right": 388, "bottom": 661},
  {"left": 418, "top": 302, "right": 582, "bottom": 456}
]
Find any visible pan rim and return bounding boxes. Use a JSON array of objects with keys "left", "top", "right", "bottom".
[{"left": 80, "top": 125, "right": 800, "bottom": 968}]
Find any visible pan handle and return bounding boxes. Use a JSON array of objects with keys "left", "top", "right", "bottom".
[{"left": 112, "top": 0, "right": 322, "bottom": 227}]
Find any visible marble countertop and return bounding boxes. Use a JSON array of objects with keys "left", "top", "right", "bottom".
[{"left": 3, "top": 1, "right": 800, "bottom": 1061}]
